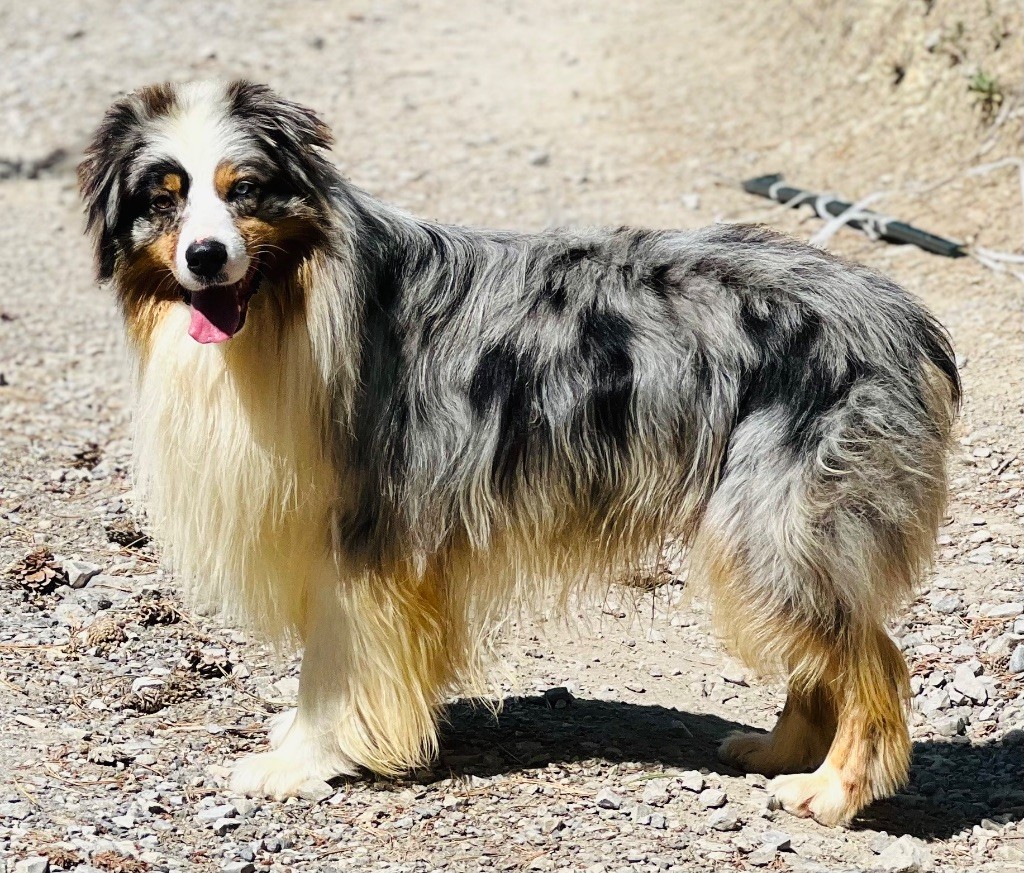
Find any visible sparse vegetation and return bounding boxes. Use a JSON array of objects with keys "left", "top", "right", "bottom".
[{"left": 968, "top": 70, "right": 1005, "bottom": 123}]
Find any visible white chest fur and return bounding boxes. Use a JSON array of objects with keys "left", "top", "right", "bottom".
[{"left": 133, "top": 301, "right": 335, "bottom": 640}]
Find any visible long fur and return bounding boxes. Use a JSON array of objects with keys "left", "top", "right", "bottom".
[{"left": 79, "top": 80, "right": 960, "bottom": 824}]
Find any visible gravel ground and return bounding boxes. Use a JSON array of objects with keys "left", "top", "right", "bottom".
[{"left": 1, "top": 2, "right": 1023, "bottom": 871}]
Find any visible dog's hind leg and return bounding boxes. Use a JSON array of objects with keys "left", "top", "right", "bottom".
[
  {"left": 231, "top": 561, "right": 452, "bottom": 798},
  {"left": 692, "top": 397, "right": 948, "bottom": 825}
]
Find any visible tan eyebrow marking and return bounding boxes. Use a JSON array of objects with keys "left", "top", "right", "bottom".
[
  {"left": 162, "top": 173, "right": 182, "bottom": 195},
  {"left": 214, "top": 160, "right": 241, "bottom": 199}
]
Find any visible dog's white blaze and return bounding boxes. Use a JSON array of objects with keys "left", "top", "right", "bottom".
[{"left": 147, "top": 82, "right": 251, "bottom": 290}]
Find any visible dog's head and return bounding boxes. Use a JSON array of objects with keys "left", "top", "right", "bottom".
[{"left": 79, "top": 80, "right": 336, "bottom": 343}]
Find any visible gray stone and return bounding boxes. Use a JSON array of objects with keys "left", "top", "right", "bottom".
[
  {"left": 0, "top": 800, "right": 31, "bottom": 820},
  {"left": 931, "top": 594, "right": 960, "bottom": 614},
  {"left": 762, "top": 830, "right": 792, "bottom": 852},
  {"left": 983, "top": 602, "right": 1024, "bottom": 618},
  {"left": 952, "top": 663, "right": 988, "bottom": 704},
  {"left": 631, "top": 802, "right": 653, "bottom": 825},
  {"left": 14, "top": 859, "right": 48, "bottom": 873},
  {"left": 934, "top": 715, "right": 966, "bottom": 737},
  {"left": 708, "top": 809, "right": 740, "bottom": 831},
  {"left": 1009, "top": 644, "right": 1024, "bottom": 674},
  {"left": 747, "top": 847, "right": 776, "bottom": 866},
  {"left": 54, "top": 600, "right": 90, "bottom": 626},
  {"left": 272, "top": 676, "right": 300, "bottom": 699},
  {"left": 222, "top": 863, "right": 255, "bottom": 873},
  {"left": 212, "top": 817, "right": 240, "bottom": 835},
  {"left": 679, "top": 770, "right": 705, "bottom": 792},
  {"left": 296, "top": 778, "right": 334, "bottom": 803},
  {"left": 641, "top": 779, "right": 670, "bottom": 807},
  {"left": 877, "top": 834, "right": 934, "bottom": 872},
  {"left": 595, "top": 787, "right": 623, "bottom": 810},
  {"left": 197, "top": 803, "right": 236, "bottom": 822},
  {"left": 698, "top": 788, "right": 727, "bottom": 809},
  {"left": 64, "top": 558, "right": 102, "bottom": 588}
]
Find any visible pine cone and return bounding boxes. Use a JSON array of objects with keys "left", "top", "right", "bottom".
[
  {"left": 137, "top": 597, "right": 181, "bottom": 626},
  {"left": 183, "top": 647, "right": 232, "bottom": 678},
  {"left": 5, "top": 548, "right": 68, "bottom": 594},
  {"left": 120, "top": 671, "right": 199, "bottom": 713},
  {"left": 71, "top": 442, "right": 103, "bottom": 470},
  {"left": 92, "top": 850, "right": 149, "bottom": 873},
  {"left": 85, "top": 615, "right": 127, "bottom": 650},
  {"left": 105, "top": 517, "right": 150, "bottom": 548}
]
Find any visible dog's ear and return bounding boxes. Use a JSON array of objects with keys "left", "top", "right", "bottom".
[
  {"left": 78, "top": 89, "right": 159, "bottom": 281},
  {"left": 226, "top": 80, "right": 337, "bottom": 201}
]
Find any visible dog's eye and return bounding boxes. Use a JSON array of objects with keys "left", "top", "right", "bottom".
[
  {"left": 230, "top": 180, "right": 259, "bottom": 200},
  {"left": 151, "top": 193, "right": 175, "bottom": 213}
]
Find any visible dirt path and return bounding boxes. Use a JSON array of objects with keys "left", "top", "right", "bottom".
[{"left": 1, "top": 2, "right": 1022, "bottom": 871}]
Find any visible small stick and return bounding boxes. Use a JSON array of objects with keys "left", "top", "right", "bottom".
[{"left": 743, "top": 174, "right": 966, "bottom": 258}]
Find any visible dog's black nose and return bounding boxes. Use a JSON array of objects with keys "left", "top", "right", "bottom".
[{"left": 185, "top": 239, "right": 228, "bottom": 279}]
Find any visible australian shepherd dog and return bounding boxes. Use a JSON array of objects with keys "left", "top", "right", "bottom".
[{"left": 79, "top": 80, "right": 959, "bottom": 825}]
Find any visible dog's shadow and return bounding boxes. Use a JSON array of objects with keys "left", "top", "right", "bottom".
[{"left": 426, "top": 695, "right": 1024, "bottom": 841}]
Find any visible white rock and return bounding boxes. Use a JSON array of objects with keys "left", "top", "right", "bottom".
[
  {"left": 877, "top": 834, "right": 934, "bottom": 872},
  {"left": 952, "top": 663, "right": 988, "bottom": 704},
  {"left": 595, "top": 787, "right": 623, "bottom": 810},
  {"left": 297, "top": 778, "right": 334, "bottom": 803},
  {"left": 679, "top": 770, "right": 705, "bottom": 792},
  {"left": 14, "top": 859, "right": 48, "bottom": 873},
  {"left": 64, "top": 558, "right": 102, "bottom": 588},
  {"left": 698, "top": 788, "right": 727, "bottom": 808},
  {"left": 1009, "top": 644, "right": 1024, "bottom": 674},
  {"left": 641, "top": 779, "right": 670, "bottom": 807}
]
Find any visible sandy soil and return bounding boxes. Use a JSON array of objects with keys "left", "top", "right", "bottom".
[{"left": 1, "top": 2, "right": 1023, "bottom": 871}]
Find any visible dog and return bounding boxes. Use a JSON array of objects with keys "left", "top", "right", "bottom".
[{"left": 78, "top": 80, "right": 959, "bottom": 825}]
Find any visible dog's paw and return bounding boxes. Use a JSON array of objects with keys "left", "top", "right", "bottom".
[
  {"left": 267, "top": 708, "right": 297, "bottom": 749},
  {"left": 719, "top": 729, "right": 826, "bottom": 777},
  {"left": 768, "top": 765, "right": 855, "bottom": 827},
  {"left": 718, "top": 730, "right": 780, "bottom": 775},
  {"left": 229, "top": 747, "right": 354, "bottom": 799}
]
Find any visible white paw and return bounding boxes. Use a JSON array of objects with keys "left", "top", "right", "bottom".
[
  {"left": 768, "top": 763, "right": 855, "bottom": 826},
  {"left": 267, "top": 708, "right": 297, "bottom": 749},
  {"left": 229, "top": 746, "right": 356, "bottom": 799}
]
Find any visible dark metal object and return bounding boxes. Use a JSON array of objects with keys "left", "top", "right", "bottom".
[{"left": 743, "top": 173, "right": 966, "bottom": 259}]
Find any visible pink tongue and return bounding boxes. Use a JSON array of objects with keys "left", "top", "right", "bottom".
[{"left": 188, "top": 288, "right": 243, "bottom": 344}]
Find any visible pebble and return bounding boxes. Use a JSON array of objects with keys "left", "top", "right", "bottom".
[
  {"left": 952, "top": 663, "right": 988, "bottom": 704},
  {"left": 1009, "top": 644, "right": 1024, "bottom": 674},
  {"left": 679, "top": 770, "right": 705, "bottom": 792},
  {"left": 64, "top": 558, "right": 102, "bottom": 588},
  {"left": 14, "top": 860, "right": 48, "bottom": 873},
  {"left": 747, "top": 847, "right": 776, "bottom": 866},
  {"left": 877, "top": 834, "right": 933, "bottom": 872},
  {"left": 296, "top": 778, "right": 335, "bottom": 803},
  {"left": 222, "top": 863, "right": 255, "bottom": 873},
  {"left": 707, "top": 809, "right": 740, "bottom": 831},
  {"left": 197, "top": 803, "right": 236, "bottom": 822},
  {"left": 983, "top": 602, "right": 1024, "bottom": 619},
  {"left": 762, "top": 830, "right": 792, "bottom": 851},
  {"left": 698, "top": 788, "right": 727, "bottom": 809},
  {"left": 641, "top": 779, "right": 670, "bottom": 807},
  {"left": 596, "top": 787, "right": 623, "bottom": 810},
  {"left": 212, "top": 817, "right": 240, "bottom": 835}
]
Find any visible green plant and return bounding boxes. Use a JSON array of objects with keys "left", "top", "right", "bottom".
[{"left": 968, "top": 71, "right": 1004, "bottom": 123}]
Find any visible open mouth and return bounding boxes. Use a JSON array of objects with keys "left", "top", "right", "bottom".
[{"left": 181, "top": 262, "right": 260, "bottom": 345}]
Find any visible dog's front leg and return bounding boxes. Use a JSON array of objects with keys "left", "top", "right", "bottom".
[{"left": 230, "top": 563, "right": 448, "bottom": 798}]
